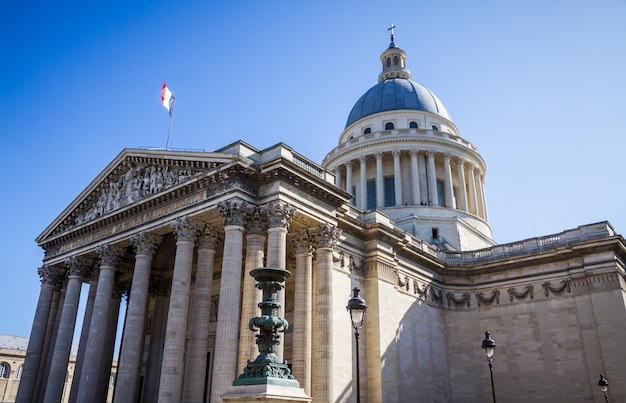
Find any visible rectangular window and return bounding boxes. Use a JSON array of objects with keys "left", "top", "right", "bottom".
[
  {"left": 436, "top": 180, "right": 446, "bottom": 207},
  {"left": 384, "top": 176, "right": 395, "bottom": 207},
  {"left": 366, "top": 180, "right": 376, "bottom": 210}
]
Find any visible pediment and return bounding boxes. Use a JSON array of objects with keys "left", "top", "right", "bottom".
[{"left": 37, "top": 148, "right": 245, "bottom": 245}]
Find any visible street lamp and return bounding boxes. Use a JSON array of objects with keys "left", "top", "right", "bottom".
[
  {"left": 481, "top": 331, "right": 497, "bottom": 403},
  {"left": 598, "top": 374, "right": 609, "bottom": 403},
  {"left": 347, "top": 287, "right": 367, "bottom": 403}
]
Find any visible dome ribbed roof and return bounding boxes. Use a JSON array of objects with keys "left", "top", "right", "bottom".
[{"left": 345, "top": 77, "right": 451, "bottom": 128}]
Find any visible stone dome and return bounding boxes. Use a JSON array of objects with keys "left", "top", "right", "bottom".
[{"left": 345, "top": 78, "right": 451, "bottom": 128}]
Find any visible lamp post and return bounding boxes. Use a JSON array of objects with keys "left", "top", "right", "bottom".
[
  {"left": 347, "top": 287, "right": 367, "bottom": 403},
  {"left": 481, "top": 331, "right": 497, "bottom": 403},
  {"left": 598, "top": 374, "right": 609, "bottom": 403}
]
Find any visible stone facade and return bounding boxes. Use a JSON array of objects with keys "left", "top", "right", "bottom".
[{"left": 17, "top": 36, "right": 626, "bottom": 403}]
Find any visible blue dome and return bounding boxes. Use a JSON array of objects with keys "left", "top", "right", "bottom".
[{"left": 345, "top": 78, "right": 451, "bottom": 128}]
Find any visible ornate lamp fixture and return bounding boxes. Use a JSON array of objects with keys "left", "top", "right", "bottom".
[
  {"left": 233, "top": 267, "right": 299, "bottom": 387},
  {"left": 481, "top": 331, "right": 497, "bottom": 403},
  {"left": 347, "top": 287, "right": 367, "bottom": 403},
  {"left": 598, "top": 374, "right": 609, "bottom": 403}
]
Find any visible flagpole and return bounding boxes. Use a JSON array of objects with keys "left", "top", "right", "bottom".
[{"left": 165, "top": 100, "right": 175, "bottom": 150}]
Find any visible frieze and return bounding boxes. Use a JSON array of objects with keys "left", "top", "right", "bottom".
[
  {"left": 45, "top": 192, "right": 206, "bottom": 258},
  {"left": 206, "top": 177, "right": 256, "bottom": 198}
]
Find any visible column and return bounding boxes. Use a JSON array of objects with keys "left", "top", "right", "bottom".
[
  {"left": 75, "top": 244, "right": 123, "bottom": 403},
  {"left": 115, "top": 232, "right": 162, "bottom": 402},
  {"left": 68, "top": 266, "right": 99, "bottom": 403},
  {"left": 183, "top": 227, "right": 220, "bottom": 402},
  {"left": 334, "top": 166, "right": 342, "bottom": 188},
  {"left": 410, "top": 150, "right": 421, "bottom": 205},
  {"left": 96, "top": 282, "right": 124, "bottom": 400},
  {"left": 443, "top": 154, "right": 454, "bottom": 208},
  {"left": 479, "top": 174, "right": 489, "bottom": 220},
  {"left": 142, "top": 277, "right": 170, "bottom": 403},
  {"left": 375, "top": 152, "right": 384, "bottom": 208},
  {"left": 345, "top": 161, "right": 353, "bottom": 204},
  {"left": 33, "top": 276, "right": 63, "bottom": 402},
  {"left": 427, "top": 151, "right": 439, "bottom": 206},
  {"left": 266, "top": 201, "right": 296, "bottom": 361},
  {"left": 43, "top": 257, "right": 90, "bottom": 403},
  {"left": 311, "top": 223, "right": 341, "bottom": 402},
  {"left": 392, "top": 150, "right": 403, "bottom": 206},
  {"left": 237, "top": 208, "right": 266, "bottom": 374},
  {"left": 158, "top": 217, "right": 198, "bottom": 402},
  {"left": 210, "top": 200, "right": 246, "bottom": 403},
  {"left": 468, "top": 166, "right": 479, "bottom": 215},
  {"left": 16, "top": 266, "right": 63, "bottom": 403},
  {"left": 359, "top": 156, "right": 367, "bottom": 210},
  {"left": 289, "top": 230, "right": 315, "bottom": 395},
  {"left": 456, "top": 157, "right": 468, "bottom": 212}
]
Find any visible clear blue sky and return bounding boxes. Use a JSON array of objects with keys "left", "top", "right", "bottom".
[{"left": 2, "top": 1, "right": 625, "bottom": 340}]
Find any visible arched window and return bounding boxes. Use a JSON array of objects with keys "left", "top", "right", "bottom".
[
  {"left": 385, "top": 122, "right": 395, "bottom": 130},
  {"left": 363, "top": 128, "right": 371, "bottom": 134},
  {"left": 386, "top": 57, "right": 391, "bottom": 67},
  {"left": 431, "top": 125, "right": 438, "bottom": 131},
  {"left": 15, "top": 365, "right": 22, "bottom": 379},
  {"left": 409, "top": 121, "right": 418, "bottom": 129},
  {"left": 393, "top": 56, "right": 399, "bottom": 65},
  {"left": 0, "top": 362, "right": 10, "bottom": 378}
]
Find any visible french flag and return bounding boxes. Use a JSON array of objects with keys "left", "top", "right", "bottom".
[{"left": 161, "top": 82, "right": 175, "bottom": 117}]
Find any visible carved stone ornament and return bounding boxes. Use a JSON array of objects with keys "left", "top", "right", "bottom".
[
  {"left": 542, "top": 279, "right": 571, "bottom": 297},
  {"left": 38, "top": 266, "right": 65, "bottom": 288},
  {"left": 131, "top": 232, "right": 162, "bottom": 257},
  {"left": 476, "top": 289, "right": 500, "bottom": 307},
  {"left": 245, "top": 206, "right": 268, "bottom": 235},
  {"left": 315, "top": 223, "right": 341, "bottom": 249},
  {"left": 289, "top": 230, "right": 315, "bottom": 255},
  {"left": 198, "top": 226, "right": 223, "bottom": 250},
  {"left": 508, "top": 284, "right": 534, "bottom": 302},
  {"left": 65, "top": 256, "right": 92, "bottom": 279},
  {"left": 171, "top": 217, "right": 198, "bottom": 243},
  {"left": 95, "top": 244, "right": 124, "bottom": 268},
  {"left": 430, "top": 287, "right": 443, "bottom": 304},
  {"left": 446, "top": 291, "right": 471, "bottom": 308},
  {"left": 217, "top": 199, "right": 248, "bottom": 227},
  {"left": 266, "top": 201, "right": 297, "bottom": 230},
  {"left": 75, "top": 162, "right": 203, "bottom": 226}
]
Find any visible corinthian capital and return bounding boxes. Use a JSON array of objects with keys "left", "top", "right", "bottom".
[
  {"left": 95, "top": 244, "right": 124, "bottom": 268},
  {"left": 245, "top": 206, "right": 268, "bottom": 235},
  {"left": 38, "top": 265, "right": 65, "bottom": 288},
  {"left": 131, "top": 232, "right": 162, "bottom": 256},
  {"left": 171, "top": 217, "right": 199, "bottom": 243},
  {"left": 217, "top": 199, "right": 248, "bottom": 227},
  {"left": 315, "top": 223, "right": 341, "bottom": 249},
  {"left": 266, "top": 201, "right": 296, "bottom": 229},
  {"left": 65, "top": 256, "right": 93, "bottom": 279},
  {"left": 198, "top": 226, "right": 223, "bottom": 250},
  {"left": 289, "top": 230, "right": 315, "bottom": 255}
]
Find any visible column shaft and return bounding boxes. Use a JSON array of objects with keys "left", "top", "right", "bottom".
[
  {"left": 375, "top": 153, "right": 384, "bottom": 208},
  {"left": 468, "top": 166, "right": 479, "bottom": 215},
  {"left": 291, "top": 232, "right": 314, "bottom": 395},
  {"left": 456, "top": 158, "right": 468, "bottom": 212},
  {"left": 158, "top": 218, "right": 197, "bottom": 402},
  {"left": 33, "top": 283, "right": 63, "bottom": 402},
  {"left": 345, "top": 161, "right": 353, "bottom": 204},
  {"left": 444, "top": 154, "right": 454, "bottom": 208},
  {"left": 15, "top": 267, "right": 61, "bottom": 403},
  {"left": 183, "top": 229, "right": 218, "bottom": 403},
  {"left": 210, "top": 200, "right": 246, "bottom": 403},
  {"left": 410, "top": 150, "right": 421, "bottom": 205},
  {"left": 359, "top": 157, "right": 367, "bottom": 210},
  {"left": 68, "top": 268, "right": 99, "bottom": 403},
  {"left": 427, "top": 151, "right": 439, "bottom": 206},
  {"left": 43, "top": 258, "right": 88, "bottom": 403},
  {"left": 75, "top": 245, "right": 122, "bottom": 403},
  {"left": 96, "top": 286, "right": 123, "bottom": 400},
  {"left": 393, "top": 151, "right": 403, "bottom": 206},
  {"left": 115, "top": 233, "right": 161, "bottom": 402},
  {"left": 238, "top": 210, "right": 266, "bottom": 374},
  {"left": 142, "top": 278, "right": 170, "bottom": 403},
  {"left": 311, "top": 224, "right": 340, "bottom": 402}
]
